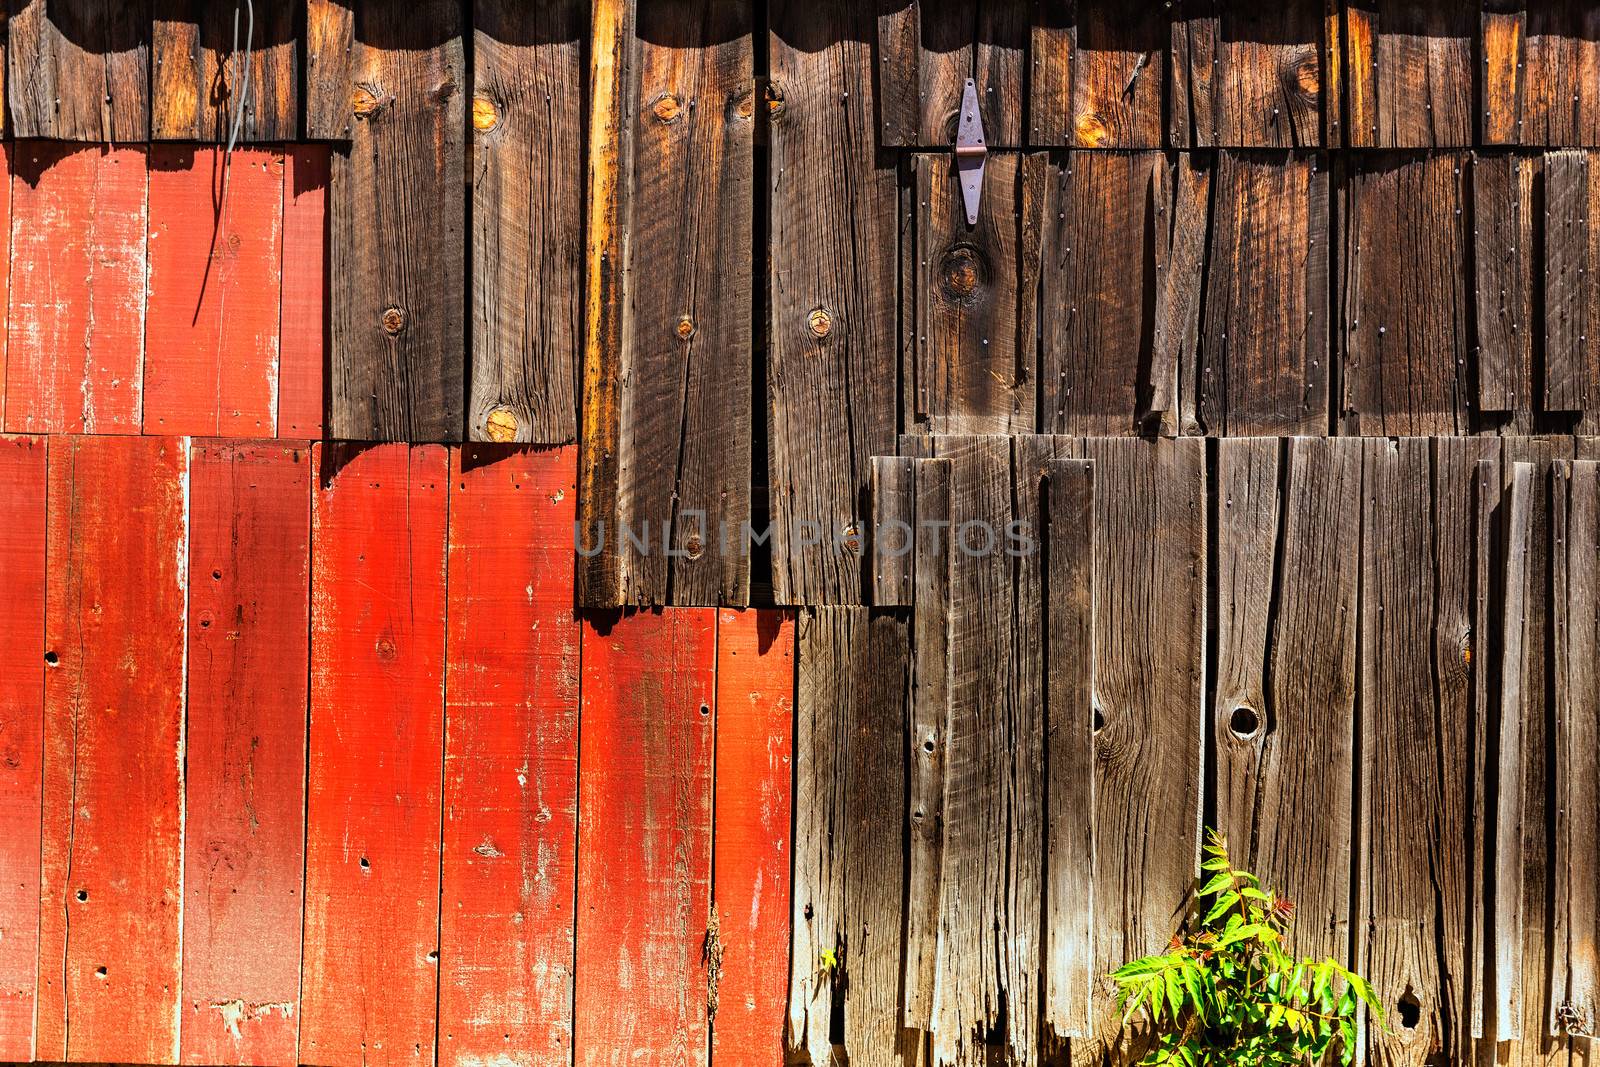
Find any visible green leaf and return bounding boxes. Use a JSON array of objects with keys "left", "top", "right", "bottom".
[{"left": 1205, "top": 891, "right": 1241, "bottom": 925}]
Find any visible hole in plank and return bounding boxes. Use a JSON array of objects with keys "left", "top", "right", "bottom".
[
  {"left": 76, "top": 889, "right": 87, "bottom": 902},
  {"left": 1229, "top": 704, "right": 1262, "bottom": 740},
  {"left": 1398, "top": 990, "right": 1421, "bottom": 1029},
  {"left": 1092, "top": 706, "right": 1105, "bottom": 733},
  {"left": 360, "top": 856, "right": 370, "bottom": 870},
  {"left": 44, "top": 651, "right": 58, "bottom": 666}
]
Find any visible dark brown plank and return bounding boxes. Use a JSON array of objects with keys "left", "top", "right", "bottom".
[
  {"left": 1484, "top": 0, "right": 1600, "bottom": 147},
  {"left": 1339, "top": 153, "right": 1471, "bottom": 435},
  {"left": 328, "top": 0, "right": 465, "bottom": 442},
  {"left": 1039, "top": 150, "right": 1170, "bottom": 436},
  {"left": 1343, "top": 0, "right": 1474, "bottom": 148},
  {"left": 10, "top": 0, "right": 149, "bottom": 140},
  {"left": 1543, "top": 149, "right": 1599, "bottom": 417},
  {"left": 1030, "top": 0, "right": 1165, "bottom": 148},
  {"left": 870, "top": 456, "right": 915, "bottom": 607},
  {"left": 1169, "top": 0, "right": 1326, "bottom": 148},
  {"left": 770, "top": 0, "right": 899, "bottom": 605},
  {"left": 151, "top": 0, "right": 297, "bottom": 141},
  {"left": 1195, "top": 151, "right": 1328, "bottom": 435},
  {"left": 1043, "top": 458, "right": 1094, "bottom": 1039},
  {"left": 1474, "top": 152, "right": 1538, "bottom": 420},
  {"left": 912, "top": 151, "right": 1032, "bottom": 434},
  {"left": 305, "top": 0, "right": 353, "bottom": 139},
  {"left": 469, "top": 0, "right": 583, "bottom": 444},
  {"left": 1213, "top": 437, "right": 1359, "bottom": 970},
  {"left": 876, "top": 0, "right": 918, "bottom": 147},
  {"left": 1161, "top": 151, "right": 1211, "bottom": 436},
  {"left": 890, "top": 0, "right": 1027, "bottom": 147}
]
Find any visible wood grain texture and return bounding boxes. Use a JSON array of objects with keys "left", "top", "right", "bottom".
[
  {"left": 441, "top": 443, "right": 580, "bottom": 1067},
  {"left": 469, "top": 0, "right": 583, "bottom": 445},
  {"left": 1195, "top": 151, "right": 1328, "bottom": 435},
  {"left": 574, "top": 608, "right": 716, "bottom": 1067},
  {"left": 1484, "top": 0, "right": 1600, "bottom": 146},
  {"left": 304, "top": 0, "right": 353, "bottom": 139},
  {"left": 151, "top": 0, "right": 297, "bottom": 141},
  {"left": 143, "top": 147, "right": 285, "bottom": 438},
  {"left": 278, "top": 144, "right": 329, "bottom": 440},
  {"left": 329, "top": 0, "right": 465, "bottom": 442},
  {"left": 1339, "top": 152, "right": 1470, "bottom": 435},
  {"left": 711, "top": 608, "right": 795, "bottom": 1067},
  {"left": 9, "top": 0, "right": 149, "bottom": 140},
  {"left": 180, "top": 442, "right": 310, "bottom": 1067},
  {"left": 1160, "top": 152, "right": 1211, "bottom": 437},
  {"left": 301, "top": 442, "right": 448, "bottom": 1067},
  {"left": 1474, "top": 152, "right": 1538, "bottom": 421},
  {"left": 1344, "top": 0, "right": 1474, "bottom": 148},
  {"left": 0, "top": 435, "right": 45, "bottom": 1064},
  {"left": 912, "top": 151, "right": 1031, "bottom": 433},
  {"left": 870, "top": 456, "right": 915, "bottom": 607},
  {"left": 1043, "top": 458, "right": 1094, "bottom": 1040},
  {"left": 1031, "top": 0, "right": 1165, "bottom": 148},
  {"left": 1038, "top": 150, "right": 1170, "bottom": 437},
  {"left": 1170, "top": 0, "right": 1326, "bottom": 148},
  {"left": 769, "top": 0, "right": 898, "bottom": 605},
  {"left": 1543, "top": 149, "right": 1599, "bottom": 419},
  {"left": 1214, "top": 438, "right": 1359, "bottom": 974},
  {"left": 6, "top": 144, "right": 147, "bottom": 436},
  {"left": 876, "top": 0, "right": 1026, "bottom": 147},
  {"left": 38, "top": 435, "right": 187, "bottom": 1064},
  {"left": 0, "top": 147, "right": 10, "bottom": 428}
]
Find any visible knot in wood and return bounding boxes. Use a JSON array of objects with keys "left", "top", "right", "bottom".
[
  {"left": 473, "top": 95, "right": 500, "bottom": 132},
  {"left": 1285, "top": 48, "right": 1320, "bottom": 98},
  {"left": 381, "top": 307, "right": 408, "bottom": 335},
  {"left": 732, "top": 86, "right": 755, "bottom": 121},
  {"left": 939, "top": 245, "right": 987, "bottom": 304},
  {"left": 807, "top": 306, "right": 834, "bottom": 339},
  {"left": 652, "top": 93, "right": 683, "bottom": 124},
  {"left": 375, "top": 635, "right": 397, "bottom": 661},
  {"left": 484, "top": 407, "right": 519, "bottom": 442},
  {"left": 676, "top": 315, "right": 697, "bottom": 340},
  {"left": 1074, "top": 109, "right": 1109, "bottom": 147},
  {"left": 352, "top": 84, "right": 385, "bottom": 118},
  {"left": 684, "top": 533, "right": 705, "bottom": 559},
  {"left": 765, "top": 82, "right": 786, "bottom": 121}
]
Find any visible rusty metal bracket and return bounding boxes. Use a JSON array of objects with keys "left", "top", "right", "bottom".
[{"left": 955, "top": 78, "right": 987, "bottom": 226}]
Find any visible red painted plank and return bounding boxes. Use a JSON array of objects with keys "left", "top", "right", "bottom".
[
  {"left": 0, "top": 434, "right": 46, "bottom": 1062},
  {"left": 144, "top": 148, "right": 285, "bottom": 438},
  {"left": 0, "top": 147, "right": 13, "bottom": 429},
  {"left": 711, "top": 609, "right": 794, "bottom": 1067},
  {"left": 38, "top": 434, "right": 187, "bottom": 1063},
  {"left": 6, "top": 144, "right": 147, "bottom": 435},
  {"left": 180, "top": 442, "right": 311, "bottom": 1065},
  {"left": 301, "top": 442, "right": 448, "bottom": 1067},
  {"left": 575, "top": 608, "right": 717, "bottom": 1067},
  {"left": 277, "top": 145, "right": 329, "bottom": 440},
  {"left": 440, "top": 444, "right": 580, "bottom": 1067}
]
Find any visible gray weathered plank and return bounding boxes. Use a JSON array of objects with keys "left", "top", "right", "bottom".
[
  {"left": 870, "top": 456, "right": 916, "bottom": 608},
  {"left": 1543, "top": 150, "right": 1599, "bottom": 418},
  {"left": 1474, "top": 152, "right": 1538, "bottom": 421},
  {"left": 10, "top": 0, "right": 149, "bottom": 140}
]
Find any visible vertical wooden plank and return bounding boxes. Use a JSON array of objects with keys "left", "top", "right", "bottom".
[
  {"left": 1482, "top": 1, "right": 1526, "bottom": 145},
  {"left": 1470, "top": 455, "right": 1500, "bottom": 1044},
  {"left": 1339, "top": 152, "right": 1470, "bottom": 436},
  {"left": 914, "top": 3, "right": 971, "bottom": 145},
  {"left": 1543, "top": 149, "right": 1600, "bottom": 420},
  {"left": 1473, "top": 152, "right": 1538, "bottom": 420},
  {"left": 876, "top": 0, "right": 918, "bottom": 147},
  {"left": 1554, "top": 460, "right": 1600, "bottom": 1037},
  {"left": 301, "top": 442, "right": 448, "bottom": 1067},
  {"left": 279, "top": 145, "right": 330, "bottom": 440},
  {"left": 0, "top": 435, "right": 45, "bottom": 1064},
  {"left": 1487, "top": 0, "right": 1600, "bottom": 147},
  {"left": 574, "top": 608, "right": 716, "bottom": 1067},
  {"left": 870, "top": 456, "right": 915, "bottom": 607},
  {"left": 1040, "top": 150, "right": 1170, "bottom": 436},
  {"left": 1031, "top": 0, "right": 1165, "bottom": 148},
  {"left": 770, "top": 0, "right": 899, "bottom": 605},
  {"left": 181, "top": 442, "right": 310, "bottom": 1066},
  {"left": 1170, "top": 0, "right": 1325, "bottom": 148},
  {"left": 1196, "top": 151, "right": 1328, "bottom": 436},
  {"left": 610, "top": 0, "right": 754, "bottom": 605},
  {"left": 151, "top": 0, "right": 298, "bottom": 141},
  {"left": 912, "top": 152, "right": 1031, "bottom": 434},
  {"left": 1043, "top": 458, "right": 1094, "bottom": 1039},
  {"left": 711, "top": 608, "right": 795, "bottom": 1067},
  {"left": 39, "top": 435, "right": 187, "bottom": 1064},
  {"left": 6, "top": 144, "right": 148, "bottom": 436},
  {"left": 144, "top": 147, "right": 285, "bottom": 438},
  {"left": 903, "top": 457, "right": 951, "bottom": 1033},
  {"left": 1213, "top": 437, "right": 1360, "bottom": 973},
  {"left": 1357, "top": 436, "right": 1489, "bottom": 1065},
  {"left": 0, "top": 146, "right": 11, "bottom": 429},
  {"left": 440, "top": 444, "right": 580, "bottom": 1067},
  {"left": 304, "top": 0, "right": 354, "bottom": 140},
  {"left": 9, "top": 0, "right": 149, "bottom": 140},
  {"left": 1343, "top": 0, "right": 1474, "bottom": 148},
  {"left": 469, "top": 0, "right": 583, "bottom": 445},
  {"left": 329, "top": 0, "right": 465, "bottom": 442},
  {"left": 1159, "top": 152, "right": 1211, "bottom": 437}
]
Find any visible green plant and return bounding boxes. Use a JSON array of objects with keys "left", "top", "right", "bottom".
[{"left": 1109, "top": 831, "right": 1383, "bottom": 1066}]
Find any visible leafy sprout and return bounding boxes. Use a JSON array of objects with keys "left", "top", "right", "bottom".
[{"left": 1109, "top": 830, "right": 1384, "bottom": 1066}]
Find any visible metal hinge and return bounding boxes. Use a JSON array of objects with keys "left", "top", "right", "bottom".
[{"left": 955, "top": 78, "right": 987, "bottom": 226}]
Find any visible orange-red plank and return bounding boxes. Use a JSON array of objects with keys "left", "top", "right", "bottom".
[
  {"left": 711, "top": 609, "right": 794, "bottom": 1067},
  {"left": 0, "top": 435, "right": 46, "bottom": 1062},
  {"left": 301, "top": 442, "right": 448, "bottom": 1067},
  {"left": 0, "top": 148, "right": 14, "bottom": 428},
  {"left": 181, "top": 442, "right": 311, "bottom": 1065},
  {"left": 6, "top": 144, "right": 147, "bottom": 435},
  {"left": 575, "top": 608, "right": 717, "bottom": 1067},
  {"left": 38, "top": 434, "right": 187, "bottom": 1063},
  {"left": 440, "top": 444, "right": 580, "bottom": 1067},
  {"left": 278, "top": 146, "right": 329, "bottom": 440},
  {"left": 144, "top": 148, "right": 285, "bottom": 438}
]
